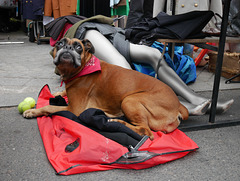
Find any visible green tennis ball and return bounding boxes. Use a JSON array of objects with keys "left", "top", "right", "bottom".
[
  {"left": 18, "top": 101, "right": 31, "bottom": 114},
  {"left": 23, "top": 97, "right": 36, "bottom": 108}
]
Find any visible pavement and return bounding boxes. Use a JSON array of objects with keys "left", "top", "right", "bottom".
[{"left": 0, "top": 30, "right": 240, "bottom": 181}]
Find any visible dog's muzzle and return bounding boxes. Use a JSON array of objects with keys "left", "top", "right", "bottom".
[{"left": 54, "top": 45, "right": 82, "bottom": 68}]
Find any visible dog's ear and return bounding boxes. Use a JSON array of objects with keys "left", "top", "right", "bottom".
[
  {"left": 49, "top": 48, "right": 54, "bottom": 58},
  {"left": 82, "top": 39, "right": 95, "bottom": 54},
  {"left": 49, "top": 43, "right": 58, "bottom": 58}
]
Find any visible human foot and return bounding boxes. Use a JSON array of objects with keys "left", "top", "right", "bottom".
[
  {"left": 181, "top": 99, "right": 211, "bottom": 116},
  {"left": 207, "top": 99, "right": 234, "bottom": 114}
]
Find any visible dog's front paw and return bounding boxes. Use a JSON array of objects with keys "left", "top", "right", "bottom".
[
  {"left": 23, "top": 109, "right": 38, "bottom": 118},
  {"left": 52, "top": 90, "right": 66, "bottom": 97},
  {"left": 52, "top": 92, "right": 63, "bottom": 97}
]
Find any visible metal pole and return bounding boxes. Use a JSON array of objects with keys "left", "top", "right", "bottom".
[{"left": 209, "top": 0, "right": 231, "bottom": 123}]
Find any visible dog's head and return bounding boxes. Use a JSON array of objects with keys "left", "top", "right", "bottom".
[{"left": 51, "top": 38, "right": 95, "bottom": 81}]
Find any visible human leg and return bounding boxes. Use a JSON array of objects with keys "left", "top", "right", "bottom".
[
  {"left": 84, "top": 30, "right": 132, "bottom": 69},
  {"left": 84, "top": 30, "right": 199, "bottom": 105},
  {"left": 129, "top": 43, "right": 207, "bottom": 104},
  {"left": 129, "top": 43, "right": 233, "bottom": 113}
]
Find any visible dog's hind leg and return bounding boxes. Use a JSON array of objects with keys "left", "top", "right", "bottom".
[
  {"left": 109, "top": 97, "right": 155, "bottom": 140},
  {"left": 108, "top": 117, "right": 154, "bottom": 140}
]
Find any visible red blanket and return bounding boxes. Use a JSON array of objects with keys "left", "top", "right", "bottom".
[{"left": 37, "top": 85, "right": 198, "bottom": 175}]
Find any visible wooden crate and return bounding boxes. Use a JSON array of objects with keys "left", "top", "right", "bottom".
[{"left": 208, "top": 52, "right": 240, "bottom": 81}]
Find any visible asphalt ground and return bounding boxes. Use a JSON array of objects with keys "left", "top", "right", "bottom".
[{"left": 0, "top": 31, "right": 240, "bottom": 181}]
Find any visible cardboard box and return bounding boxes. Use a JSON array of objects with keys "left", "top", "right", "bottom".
[{"left": 208, "top": 52, "right": 240, "bottom": 81}]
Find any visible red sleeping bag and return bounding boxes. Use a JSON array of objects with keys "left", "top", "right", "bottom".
[{"left": 37, "top": 85, "right": 198, "bottom": 175}]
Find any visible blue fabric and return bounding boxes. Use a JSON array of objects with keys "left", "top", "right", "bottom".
[
  {"left": 133, "top": 41, "right": 196, "bottom": 84},
  {"left": 132, "top": 63, "right": 156, "bottom": 78}
]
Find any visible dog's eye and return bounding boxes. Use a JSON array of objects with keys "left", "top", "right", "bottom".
[
  {"left": 58, "top": 42, "right": 64, "bottom": 47},
  {"left": 75, "top": 45, "right": 82, "bottom": 51}
]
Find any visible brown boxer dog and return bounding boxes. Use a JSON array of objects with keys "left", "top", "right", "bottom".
[{"left": 23, "top": 37, "right": 188, "bottom": 140}]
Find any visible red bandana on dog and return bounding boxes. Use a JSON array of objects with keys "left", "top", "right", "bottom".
[{"left": 60, "top": 55, "right": 101, "bottom": 87}]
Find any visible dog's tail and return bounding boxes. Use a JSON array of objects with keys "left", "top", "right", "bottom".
[{"left": 179, "top": 104, "right": 189, "bottom": 121}]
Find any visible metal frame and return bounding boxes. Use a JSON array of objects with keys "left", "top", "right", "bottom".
[
  {"left": 185, "top": 0, "right": 240, "bottom": 130},
  {"left": 225, "top": 73, "right": 240, "bottom": 84},
  {"left": 209, "top": 0, "right": 232, "bottom": 123},
  {"left": 158, "top": 0, "right": 240, "bottom": 131}
]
